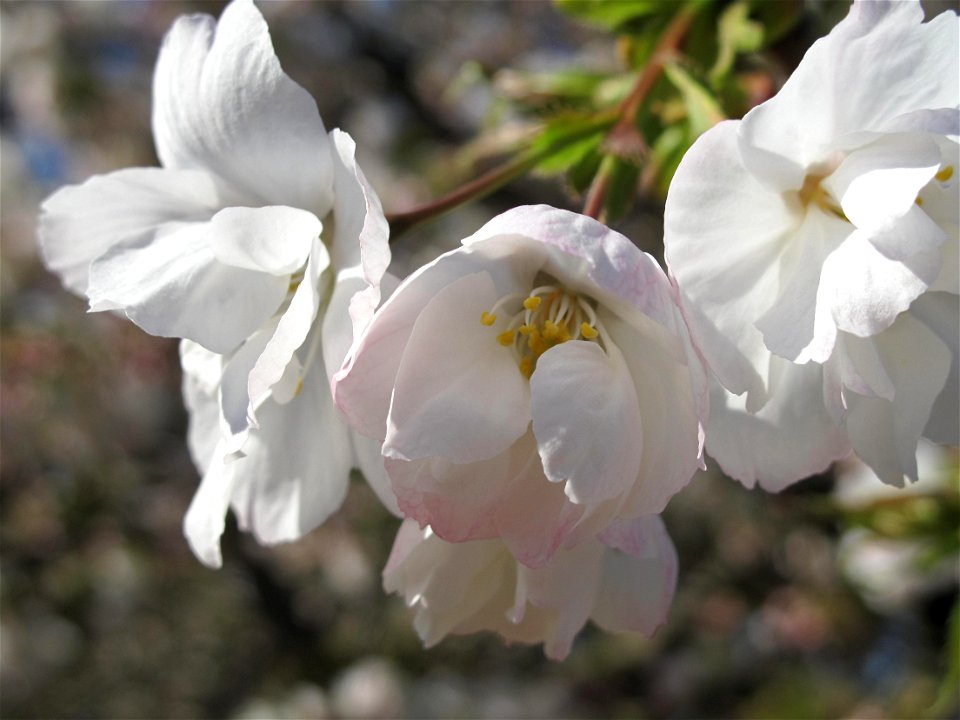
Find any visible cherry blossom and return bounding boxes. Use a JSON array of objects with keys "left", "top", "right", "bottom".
[
  {"left": 334, "top": 205, "right": 707, "bottom": 568},
  {"left": 384, "top": 515, "right": 677, "bottom": 660},
  {"left": 38, "top": 0, "right": 392, "bottom": 566},
  {"left": 664, "top": 0, "right": 958, "bottom": 489}
]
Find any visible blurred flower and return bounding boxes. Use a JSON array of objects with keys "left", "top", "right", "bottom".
[
  {"left": 664, "top": 0, "right": 959, "bottom": 490},
  {"left": 835, "top": 441, "right": 958, "bottom": 612},
  {"left": 37, "top": 0, "right": 392, "bottom": 566},
  {"left": 384, "top": 515, "right": 677, "bottom": 660},
  {"left": 334, "top": 204, "right": 706, "bottom": 568}
]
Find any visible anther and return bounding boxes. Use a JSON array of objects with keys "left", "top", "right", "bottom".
[
  {"left": 935, "top": 165, "right": 954, "bottom": 183},
  {"left": 496, "top": 329, "right": 516, "bottom": 346},
  {"left": 523, "top": 296, "right": 541, "bottom": 311},
  {"left": 580, "top": 322, "right": 599, "bottom": 339},
  {"left": 480, "top": 311, "right": 496, "bottom": 326},
  {"left": 519, "top": 356, "right": 534, "bottom": 379}
]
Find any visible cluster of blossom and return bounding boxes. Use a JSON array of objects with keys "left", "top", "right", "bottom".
[{"left": 39, "top": 0, "right": 958, "bottom": 659}]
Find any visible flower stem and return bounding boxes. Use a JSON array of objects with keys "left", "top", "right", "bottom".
[
  {"left": 386, "top": 116, "right": 617, "bottom": 240},
  {"left": 582, "top": 155, "right": 618, "bottom": 221},
  {"left": 581, "top": 2, "right": 700, "bottom": 218}
]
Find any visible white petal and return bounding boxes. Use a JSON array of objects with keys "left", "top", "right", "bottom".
[
  {"left": 86, "top": 222, "right": 288, "bottom": 354},
  {"left": 228, "top": 364, "right": 353, "bottom": 545},
  {"left": 218, "top": 319, "right": 278, "bottom": 448},
  {"left": 329, "top": 130, "right": 392, "bottom": 339},
  {"left": 333, "top": 244, "right": 535, "bottom": 441},
  {"left": 183, "top": 440, "right": 236, "bottom": 568},
  {"left": 465, "top": 205, "right": 681, "bottom": 333},
  {"left": 705, "top": 361, "right": 852, "bottom": 492},
  {"left": 755, "top": 208, "right": 850, "bottom": 364},
  {"left": 211, "top": 206, "right": 320, "bottom": 275},
  {"left": 180, "top": 341, "right": 223, "bottom": 475},
  {"left": 38, "top": 167, "right": 222, "bottom": 296},
  {"left": 152, "top": 0, "right": 334, "bottom": 213},
  {"left": 822, "top": 133, "right": 941, "bottom": 230},
  {"left": 384, "top": 271, "right": 531, "bottom": 464},
  {"left": 911, "top": 293, "right": 960, "bottom": 446},
  {"left": 517, "top": 538, "right": 604, "bottom": 660},
  {"left": 247, "top": 237, "right": 331, "bottom": 416},
  {"left": 601, "top": 309, "right": 703, "bottom": 516},
  {"left": 845, "top": 309, "right": 952, "bottom": 485},
  {"left": 382, "top": 522, "right": 508, "bottom": 648},
  {"left": 819, "top": 211, "right": 945, "bottom": 339},
  {"left": 592, "top": 516, "right": 678, "bottom": 637},
  {"left": 664, "top": 120, "right": 799, "bottom": 404},
  {"left": 350, "top": 430, "right": 399, "bottom": 517},
  {"left": 739, "top": 2, "right": 958, "bottom": 190},
  {"left": 530, "top": 340, "right": 643, "bottom": 506}
]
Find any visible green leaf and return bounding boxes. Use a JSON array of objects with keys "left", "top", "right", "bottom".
[
  {"left": 709, "top": 1, "right": 764, "bottom": 85},
  {"left": 536, "top": 132, "right": 605, "bottom": 174},
  {"left": 645, "top": 124, "right": 687, "bottom": 197},
  {"left": 495, "top": 69, "right": 607, "bottom": 107},
  {"left": 568, "top": 147, "right": 603, "bottom": 194},
  {"left": 663, "top": 61, "right": 725, "bottom": 136},
  {"left": 554, "top": 0, "right": 669, "bottom": 31}
]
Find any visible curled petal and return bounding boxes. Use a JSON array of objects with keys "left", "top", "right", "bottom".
[
  {"left": 152, "top": 0, "right": 334, "bottom": 212},
  {"left": 87, "top": 222, "right": 288, "bottom": 355},
  {"left": 739, "top": 1, "right": 958, "bottom": 190},
  {"left": 210, "top": 205, "right": 320, "bottom": 275},
  {"left": 601, "top": 309, "right": 703, "bottom": 516},
  {"left": 531, "top": 340, "right": 643, "bottom": 506},
  {"left": 247, "top": 237, "right": 331, "bottom": 418},
  {"left": 38, "top": 167, "right": 222, "bottom": 296},
  {"left": 592, "top": 516, "right": 678, "bottom": 637},
  {"left": 465, "top": 204, "right": 680, "bottom": 333},
  {"left": 333, "top": 243, "right": 533, "bottom": 440},
  {"left": 706, "top": 362, "right": 852, "bottom": 493},
  {"left": 664, "top": 120, "right": 797, "bottom": 403},
  {"left": 755, "top": 209, "right": 849, "bottom": 364},
  {"left": 329, "top": 129, "right": 392, "bottom": 340},
  {"left": 384, "top": 271, "right": 531, "bottom": 464},
  {"left": 845, "top": 310, "right": 952, "bottom": 485},
  {"left": 822, "top": 133, "right": 941, "bottom": 231},
  {"left": 228, "top": 367, "right": 353, "bottom": 546},
  {"left": 819, "top": 212, "right": 945, "bottom": 339}
]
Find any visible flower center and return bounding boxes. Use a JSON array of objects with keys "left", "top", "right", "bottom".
[
  {"left": 480, "top": 284, "right": 604, "bottom": 378},
  {"left": 798, "top": 172, "right": 847, "bottom": 221}
]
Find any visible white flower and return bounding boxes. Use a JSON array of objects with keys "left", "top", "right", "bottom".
[
  {"left": 384, "top": 515, "right": 677, "bottom": 660},
  {"left": 38, "top": 0, "right": 392, "bottom": 566},
  {"left": 334, "top": 205, "right": 707, "bottom": 569},
  {"left": 664, "top": 0, "right": 959, "bottom": 490}
]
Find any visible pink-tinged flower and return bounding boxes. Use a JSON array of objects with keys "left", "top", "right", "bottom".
[
  {"left": 334, "top": 205, "right": 707, "bottom": 568},
  {"left": 38, "top": 0, "right": 392, "bottom": 566},
  {"left": 664, "top": 1, "right": 958, "bottom": 490},
  {"left": 384, "top": 515, "right": 677, "bottom": 660}
]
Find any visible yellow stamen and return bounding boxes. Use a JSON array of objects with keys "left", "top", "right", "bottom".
[
  {"left": 916, "top": 196, "right": 924, "bottom": 206},
  {"left": 528, "top": 330, "right": 547, "bottom": 356},
  {"left": 480, "top": 311, "right": 496, "bottom": 326},
  {"left": 523, "top": 296, "right": 541, "bottom": 311},
  {"left": 935, "top": 165, "right": 954, "bottom": 182},
  {"left": 518, "top": 324, "right": 535, "bottom": 336},
  {"left": 496, "top": 329, "right": 516, "bottom": 346},
  {"left": 580, "top": 322, "right": 599, "bottom": 339},
  {"left": 519, "top": 356, "right": 534, "bottom": 379},
  {"left": 543, "top": 320, "right": 561, "bottom": 341}
]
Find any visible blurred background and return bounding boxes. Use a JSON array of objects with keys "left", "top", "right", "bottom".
[{"left": 1, "top": 1, "right": 957, "bottom": 717}]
